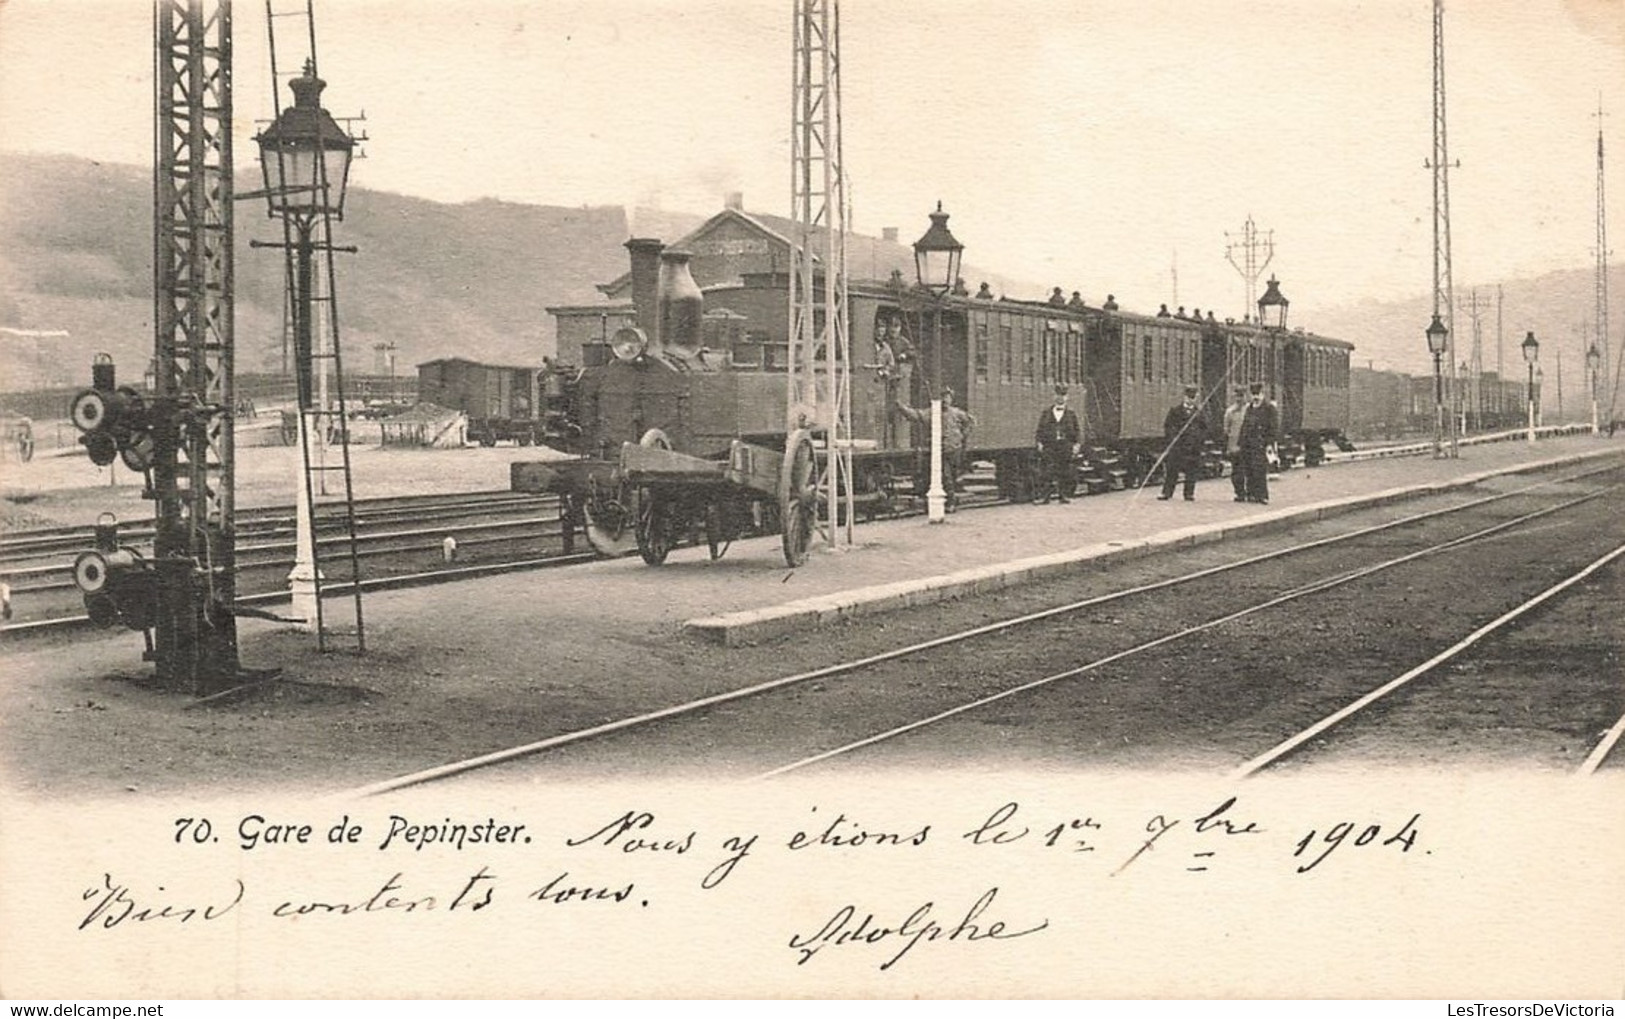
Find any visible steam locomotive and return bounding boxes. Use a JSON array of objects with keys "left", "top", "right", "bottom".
[{"left": 519, "top": 238, "right": 1354, "bottom": 566}]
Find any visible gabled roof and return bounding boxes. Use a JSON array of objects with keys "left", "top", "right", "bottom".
[{"left": 596, "top": 207, "right": 927, "bottom": 296}]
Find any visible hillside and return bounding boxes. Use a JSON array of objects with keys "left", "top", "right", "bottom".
[
  {"left": 3, "top": 151, "right": 1621, "bottom": 395},
  {"left": 1305, "top": 266, "right": 1625, "bottom": 380},
  {"left": 0, "top": 151, "right": 707, "bottom": 390}
]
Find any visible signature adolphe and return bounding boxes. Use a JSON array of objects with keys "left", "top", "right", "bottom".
[{"left": 788, "top": 887, "right": 1049, "bottom": 971}]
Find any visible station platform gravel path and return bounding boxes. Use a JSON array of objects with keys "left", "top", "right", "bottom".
[{"left": 305, "top": 433, "right": 1620, "bottom": 650}]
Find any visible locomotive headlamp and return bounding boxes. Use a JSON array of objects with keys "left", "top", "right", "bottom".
[
  {"left": 253, "top": 60, "right": 355, "bottom": 219},
  {"left": 913, "top": 202, "right": 963, "bottom": 296},
  {"left": 611, "top": 326, "right": 650, "bottom": 363},
  {"left": 1425, "top": 314, "right": 1448, "bottom": 356}
]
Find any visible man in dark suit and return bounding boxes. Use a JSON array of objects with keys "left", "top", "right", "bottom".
[
  {"left": 1158, "top": 385, "right": 1211, "bottom": 501},
  {"left": 1033, "top": 384, "right": 1082, "bottom": 504},
  {"left": 1238, "top": 382, "right": 1279, "bottom": 504}
]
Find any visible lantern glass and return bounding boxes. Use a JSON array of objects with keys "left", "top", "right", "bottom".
[
  {"left": 258, "top": 141, "right": 351, "bottom": 217},
  {"left": 1425, "top": 315, "right": 1448, "bottom": 355},
  {"left": 1257, "top": 276, "right": 1289, "bottom": 330},
  {"left": 1586, "top": 345, "right": 1600, "bottom": 372},
  {"left": 912, "top": 202, "right": 963, "bottom": 295},
  {"left": 1521, "top": 331, "right": 1539, "bottom": 365}
]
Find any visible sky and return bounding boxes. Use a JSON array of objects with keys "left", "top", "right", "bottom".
[{"left": 2, "top": 0, "right": 1623, "bottom": 323}]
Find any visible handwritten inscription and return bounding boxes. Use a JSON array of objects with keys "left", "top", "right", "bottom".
[
  {"left": 80, "top": 872, "right": 243, "bottom": 930},
  {"left": 82, "top": 799, "right": 1427, "bottom": 975},
  {"left": 788, "top": 887, "right": 1049, "bottom": 970}
]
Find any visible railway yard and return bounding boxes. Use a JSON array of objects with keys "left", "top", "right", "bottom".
[{"left": 1, "top": 432, "right": 1619, "bottom": 797}]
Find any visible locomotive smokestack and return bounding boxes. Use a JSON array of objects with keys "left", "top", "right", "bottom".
[{"left": 625, "top": 238, "right": 665, "bottom": 342}]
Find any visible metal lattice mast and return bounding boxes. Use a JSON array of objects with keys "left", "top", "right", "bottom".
[
  {"left": 1224, "top": 215, "right": 1274, "bottom": 319},
  {"left": 1428, "top": 0, "right": 1459, "bottom": 456},
  {"left": 1596, "top": 100, "right": 1616, "bottom": 422},
  {"left": 153, "top": 0, "right": 240, "bottom": 693},
  {"left": 789, "top": 0, "right": 853, "bottom": 546},
  {"left": 1457, "top": 288, "right": 1489, "bottom": 430}
]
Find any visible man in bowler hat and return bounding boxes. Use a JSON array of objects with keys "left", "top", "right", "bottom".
[
  {"left": 1158, "top": 385, "right": 1211, "bottom": 501},
  {"left": 1238, "top": 382, "right": 1279, "bottom": 504},
  {"left": 1033, "top": 384, "right": 1082, "bottom": 504}
]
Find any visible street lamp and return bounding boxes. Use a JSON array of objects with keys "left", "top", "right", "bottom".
[
  {"left": 1257, "top": 276, "right": 1289, "bottom": 331},
  {"left": 1521, "top": 331, "right": 1539, "bottom": 444},
  {"left": 1586, "top": 344, "right": 1601, "bottom": 436},
  {"left": 1426, "top": 314, "right": 1448, "bottom": 457},
  {"left": 253, "top": 61, "right": 356, "bottom": 627},
  {"left": 912, "top": 202, "right": 963, "bottom": 524}
]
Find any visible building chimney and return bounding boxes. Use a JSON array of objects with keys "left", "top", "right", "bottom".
[
  {"left": 625, "top": 238, "right": 665, "bottom": 339},
  {"left": 725, "top": 191, "right": 744, "bottom": 211},
  {"left": 882, "top": 227, "right": 898, "bottom": 243}
]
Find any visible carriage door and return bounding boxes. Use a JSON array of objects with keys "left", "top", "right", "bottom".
[
  {"left": 1202, "top": 332, "right": 1230, "bottom": 416},
  {"left": 1281, "top": 342, "right": 1305, "bottom": 434},
  {"left": 1084, "top": 319, "right": 1121, "bottom": 445},
  {"left": 938, "top": 310, "right": 970, "bottom": 405}
]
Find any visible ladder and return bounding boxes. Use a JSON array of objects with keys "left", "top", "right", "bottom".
[{"left": 262, "top": 0, "right": 366, "bottom": 653}]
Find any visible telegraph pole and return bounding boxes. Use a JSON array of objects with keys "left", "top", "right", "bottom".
[
  {"left": 1225, "top": 215, "right": 1275, "bottom": 321},
  {"left": 1427, "top": 0, "right": 1459, "bottom": 457}
]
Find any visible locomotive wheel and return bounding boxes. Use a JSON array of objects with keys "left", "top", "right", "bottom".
[
  {"left": 780, "top": 429, "right": 819, "bottom": 568},
  {"left": 635, "top": 488, "right": 673, "bottom": 566}
]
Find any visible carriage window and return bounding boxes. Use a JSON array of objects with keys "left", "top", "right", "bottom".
[
  {"left": 1141, "top": 336, "right": 1153, "bottom": 383},
  {"left": 1022, "top": 324, "right": 1036, "bottom": 385},
  {"left": 974, "top": 320, "right": 990, "bottom": 383},
  {"left": 1000, "top": 324, "right": 1014, "bottom": 384},
  {"left": 1161, "top": 336, "right": 1172, "bottom": 384}
]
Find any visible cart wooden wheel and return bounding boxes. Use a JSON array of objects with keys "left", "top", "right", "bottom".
[{"left": 780, "top": 428, "right": 819, "bottom": 567}]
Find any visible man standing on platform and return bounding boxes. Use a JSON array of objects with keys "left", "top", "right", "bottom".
[
  {"left": 1223, "top": 384, "right": 1249, "bottom": 502},
  {"left": 1033, "top": 383, "right": 1082, "bottom": 504},
  {"left": 1158, "top": 385, "right": 1211, "bottom": 501},
  {"left": 897, "top": 386, "right": 975, "bottom": 512},
  {"left": 1239, "top": 381, "right": 1279, "bottom": 504}
]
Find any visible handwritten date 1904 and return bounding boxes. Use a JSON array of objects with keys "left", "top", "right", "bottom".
[{"left": 1293, "top": 813, "right": 1421, "bottom": 873}]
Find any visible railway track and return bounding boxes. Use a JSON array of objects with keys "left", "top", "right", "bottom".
[
  {"left": 0, "top": 490, "right": 565, "bottom": 633},
  {"left": 0, "top": 471, "right": 1016, "bottom": 636},
  {"left": 344, "top": 460, "right": 1625, "bottom": 796}
]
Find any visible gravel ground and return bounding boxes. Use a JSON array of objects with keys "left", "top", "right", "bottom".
[{"left": 6, "top": 470, "right": 1621, "bottom": 798}]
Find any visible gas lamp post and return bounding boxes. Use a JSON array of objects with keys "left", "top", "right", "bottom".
[
  {"left": 912, "top": 202, "right": 963, "bottom": 524},
  {"left": 1426, "top": 314, "right": 1448, "bottom": 457},
  {"left": 253, "top": 61, "right": 356, "bottom": 626},
  {"left": 1521, "top": 331, "right": 1540, "bottom": 444},
  {"left": 1586, "top": 344, "right": 1601, "bottom": 436}
]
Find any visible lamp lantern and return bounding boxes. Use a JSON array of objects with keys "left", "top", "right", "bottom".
[
  {"left": 1257, "top": 275, "right": 1289, "bottom": 331},
  {"left": 253, "top": 60, "right": 355, "bottom": 220},
  {"left": 913, "top": 202, "right": 963, "bottom": 296}
]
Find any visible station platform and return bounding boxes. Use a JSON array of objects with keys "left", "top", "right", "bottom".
[{"left": 357, "top": 433, "right": 1623, "bottom": 652}]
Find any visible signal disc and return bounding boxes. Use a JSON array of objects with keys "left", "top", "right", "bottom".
[
  {"left": 119, "top": 432, "right": 155, "bottom": 473},
  {"left": 70, "top": 389, "right": 109, "bottom": 432},
  {"left": 84, "top": 433, "right": 118, "bottom": 467},
  {"left": 74, "top": 551, "right": 110, "bottom": 594}
]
